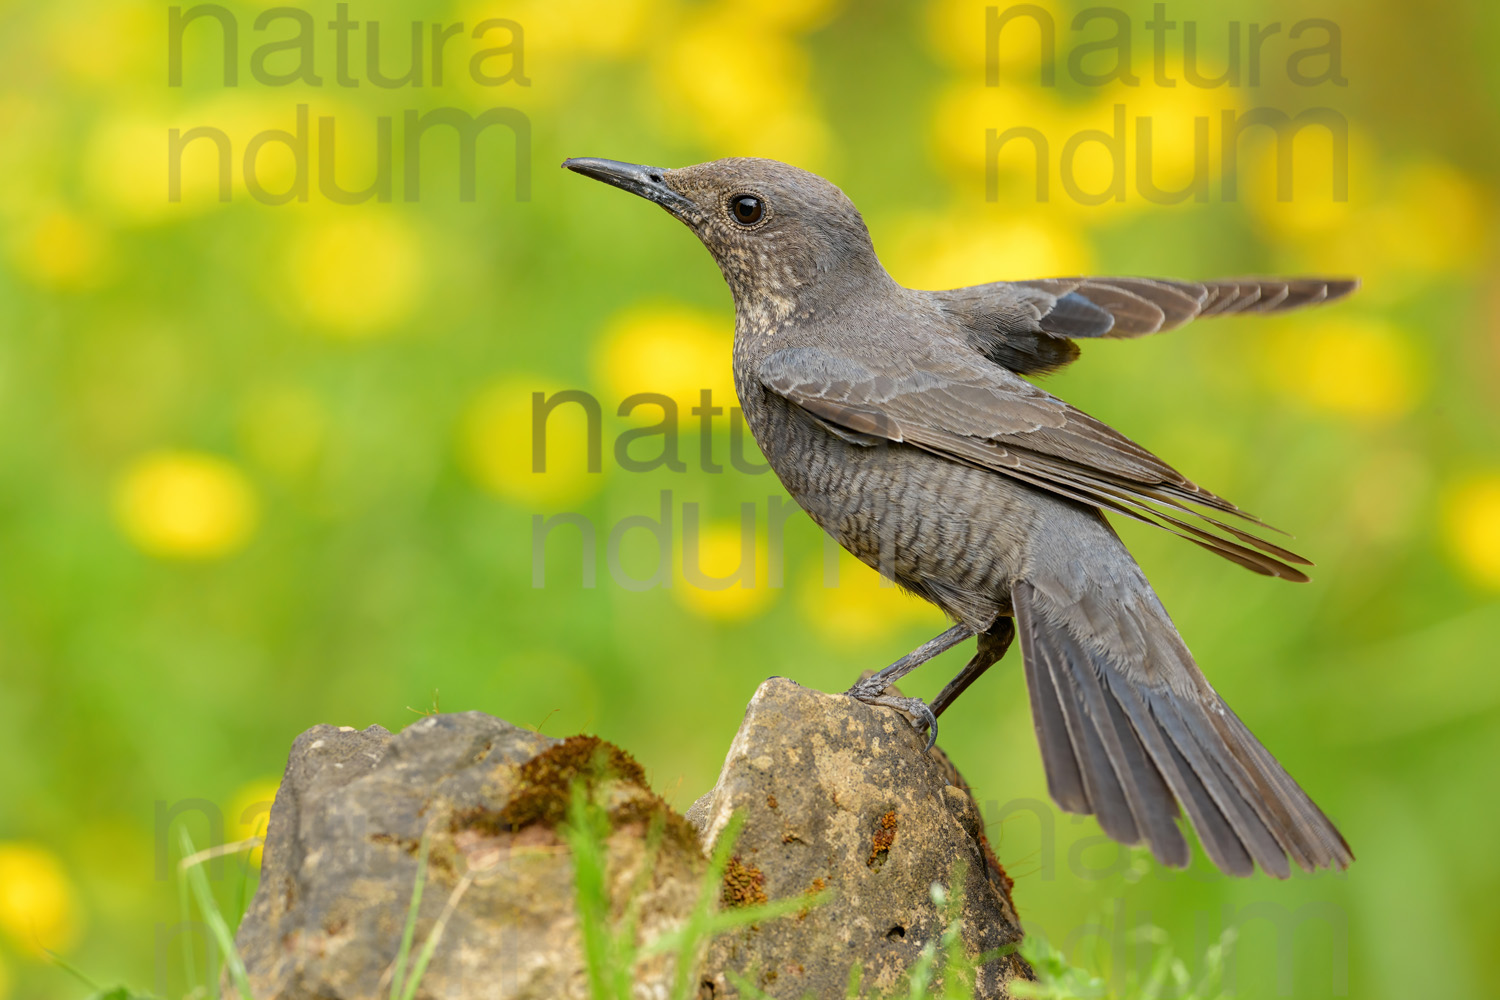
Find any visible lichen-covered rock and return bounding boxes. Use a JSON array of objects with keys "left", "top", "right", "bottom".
[
  {"left": 234, "top": 712, "right": 703, "bottom": 999},
  {"left": 690, "top": 678, "right": 1033, "bottom": 998},
  {"left": 237, "top": 687, "right": 1033, "bottom": 998}
]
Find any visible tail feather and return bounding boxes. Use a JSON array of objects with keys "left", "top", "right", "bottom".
[
  {"left": 1022, "top": 630, "right": 1089, "bottom": 814},
  {"left": 1013, "top": 580, "right": 1352, "bottom": 877},
  {"left": 1039, "top": 637, "right": 1140, "bottom": 845},
  {"left": 1047, "top": 630, "right": 1187, "bottom": 862}
]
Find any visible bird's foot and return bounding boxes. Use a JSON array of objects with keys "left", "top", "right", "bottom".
[{"left": 845, "top": 683, "right": 938, "bottom": 751}]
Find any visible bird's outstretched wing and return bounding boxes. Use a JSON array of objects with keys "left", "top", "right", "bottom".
[
  {"left": 759, "top": 345, "right": 1312, "bottom": 580},
  {"left": 932, "top": 277, "right": 1359, "bottom": 375}
]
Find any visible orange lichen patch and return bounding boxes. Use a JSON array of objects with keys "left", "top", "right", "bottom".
[
  {"left": 767, "top": 794, "right": 778, "bottom": 810},
  {"left": 797, "top": 876, "right": 828, "bottom": 921},
  {"left": 449, "top": 735, "right": 700, "bottom": 855},
  {"left": 867, "top": 811, "right": 898, "bottom": 869},
  {"left": 722, "top": 855, "right": 768, "bottom": 908},
  {"left": 460, "top": 736, "right": 643, "bottom": 831}
]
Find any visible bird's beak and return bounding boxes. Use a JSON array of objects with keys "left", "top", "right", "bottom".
[{"left": 562, "top": 157, "right": 697, "bottom": 219}]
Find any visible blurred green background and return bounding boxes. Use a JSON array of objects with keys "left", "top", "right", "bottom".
[{"left": 1, "top": 0, "right": 1497, "bottom": 996}]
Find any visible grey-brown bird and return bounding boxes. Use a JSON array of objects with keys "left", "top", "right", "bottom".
[{"left": 564, "top": 155, "right": 1355, "bottom": 878}]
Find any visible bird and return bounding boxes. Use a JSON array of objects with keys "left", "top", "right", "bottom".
[{"left": 563, "top": 155, "right": 1355, "bottom": 878}]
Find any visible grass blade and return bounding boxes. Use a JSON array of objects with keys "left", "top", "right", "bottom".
[
  {"left": 562, "top": 782, "right": 613, "bottom": 1000},
  {"left": 389, "top": 832, "right": 431, "bottom": 1000},
  {"left": 177, "top": 829, "right": 253, "bottom": 1000},
  {"left": 397, "top": 871, "right": 475, "bottom": 1000}
]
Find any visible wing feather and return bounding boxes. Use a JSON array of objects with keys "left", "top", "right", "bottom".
[
  {"left": 932, "top": 276, "right": 1358, "bottom": 374},
  {"left": 761, "top": 347, "right": 1311, "bottom": 579}
]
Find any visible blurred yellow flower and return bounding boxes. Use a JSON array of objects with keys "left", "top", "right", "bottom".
[
  {"left": 883, "top": 210, "right": 1091, "bottom": 289},
  {"left": 674, "top": 518, "right": 777, "bottom": 621},
  {"left": 928, "top": 0, "right": 1061, "bottom": 73},
  {"left": 931, "top": 80, "right": 1068, "bottom": 180},
  {"left": 239, "top": 386, "right": 328, "bottom": 481},
  {"left": 0, "top": 843, "right": 81, "bottom": 954},
  {"left": 115, "top": 451, "right": 259, "bottom": 559},
  {"left": 9, "top": 208, "right": 112, "bottom": 290},
  {"left": 462, "top": 376, "right": 604, "bottom": 507},
  {"left": 932, "top": 52, "right": 1239, "bottom": 219},
  {"left": 799, "top": 549, "right": 944, "bottom": 645},
  {"left": 1264, "top": 318, "right": 1422, "bottom": 422},
  {"left": 284, "top": 212, "right": 426, "bottom": 336},
  {"left": 1442, "top": 476, "right": 1500, "bottom": 589},
  {"left": 46, "top": 0, "right": 156, "bottom": 89},
  {"left": 592, "top": 304, "right": 737, "bottom": 408},
  {"left": 228, "top": 778, "right": 280, "bottom": 867},
  {"left": 724, "top": 0, "right": 843, "bottom": 31},
  {"left": 1323, "top": 161, "right": 1486, "bottom": 287},
  {"left": 1245, "top": 124, "right": 1375, "bottom": 239},
  {"left": 1091, "top": 61, "right": 1242, "bottom": 209},
  {"left": 87, "top": 95, "right": 323, "bottom": 222},
  {"left": 469, "top": 0, "right": 651, "bottom": 59},
  {"left": 1253, "top": 152, "right": 1484, "bottom": 296},
  {"left": 655, "top": 8, "right": 830, "bottom": 166},
  {"left": 85, "top": 113, "right": 179, "bottom": 224}
]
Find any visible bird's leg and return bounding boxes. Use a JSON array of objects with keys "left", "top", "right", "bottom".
[
  {"left": 929, "top": 619, "right": 1016, "bottom": 720},
  {"left": 845, "top": 623, "right": 975, "bottom": 748}
]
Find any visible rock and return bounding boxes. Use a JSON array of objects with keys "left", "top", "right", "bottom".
[
  {"left": 234, "top": 711, "right": 704, "bottom": 999},
  {"left": 236, "top": 686, "right": 1032, "bottom": 998},
  {"left": 691, "top": 678, "right": 1033, "bottom": 998}
]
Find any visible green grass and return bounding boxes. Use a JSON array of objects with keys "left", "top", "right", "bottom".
[{"left": 1013, "top": 925, "right": 1238, "bottom": 1000}]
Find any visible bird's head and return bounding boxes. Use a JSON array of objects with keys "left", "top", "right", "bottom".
[{"left": 563, "top": 156, "right": 889, "bottom": 311}]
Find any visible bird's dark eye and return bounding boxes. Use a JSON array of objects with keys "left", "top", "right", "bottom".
[{"left": 729, "top": 194, "right": 764, "bottom": 226}]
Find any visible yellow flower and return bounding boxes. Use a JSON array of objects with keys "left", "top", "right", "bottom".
[
  {"left": 1264, "top": 317, "right": 1422, "bottom": 422},
  {"left": 228, "top": 778, "right": 281, "bottom": 867},
  {"left": 930, "top": 79, "right": 1070, "bottom": 182},
  {"left": 9, "top": 208, "right": 111, "bottom": 290},
  {"left": 932, "top": 52, "right": 1239, "bottom": 219},
  {"left": 1245, "top": 125, "right": 1375, "bottom": 240},
  {"left": 1442, "top": 476, "right": 1500, "bottom": 589},
  {"left": 470, "top": 0, "right": 653, "bottom": 59},
  {"left": 1253, "top": 153, "right": 1483, "bottom": 297},
  {"left": 45, "top": 0, "right": 156, "bottom": 89},
  {"left": 1323, "top": 160, "right": 1486, "bottom": 289},
  {"left": 591, "top": 304, "right": 737, "bottom": 410},
  {"left": 722, "top": 0, "right": 843, "bottom": 32},
  {"left": 115, "top": 451, "right": 258, "bottom": 559},
  {"left": 284, "top": 212, "right": 425, "bottom": 336},
  {"left": 1087, "top": 60, "right": 1243, "bottom": 213},
  {"left": 655, "top": 8, "right": 830, "bottom": 166},
  {"left": 882, "top": 210, "right": 1091, "bottom": 290},
  {"left": 928, "top": 0, "right": 1062, "bottom": 74},
  {"left": 89, "top": 95, "right": 326, "bottom": 222},
  {"left": 461, "top": 376, "right": 604, "bottom": 507},
  {"left": 674, "top": 518, "right": 777, "bottom": 621},
  {"left": 799, "top": 549, "right": 944, "bottom": 645},
  {"left": 0, "top": 843, "right": 81, "bottom": 954}
]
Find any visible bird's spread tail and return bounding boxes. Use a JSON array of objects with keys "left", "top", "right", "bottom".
[{"left": 1012, "top": 579, "right": 1352, "bottom": 877}]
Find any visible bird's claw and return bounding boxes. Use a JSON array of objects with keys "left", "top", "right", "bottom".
[{"left": 845, "top": 687, "right": 939, "bottom": 751}]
